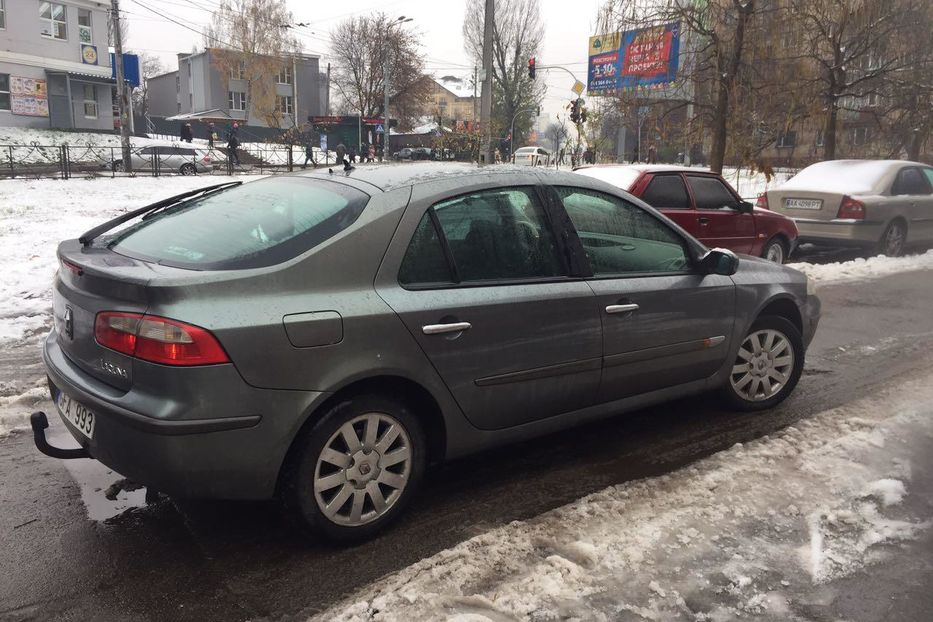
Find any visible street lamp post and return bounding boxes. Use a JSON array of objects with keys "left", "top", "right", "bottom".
[{"left": 384, "top": 16, "right": 412, "bottom": 162}]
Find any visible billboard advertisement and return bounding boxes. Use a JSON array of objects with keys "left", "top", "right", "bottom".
[
  {"left": 10, "top": 77, "right": 49, "bottom": 117},
  {"left": 588, "top": 22, "right": 681, "bottom": 94}
]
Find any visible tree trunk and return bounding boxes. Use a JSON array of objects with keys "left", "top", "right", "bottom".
[
  {"left": 709, "top": 1, "right": 754, "bottom": 174},
  {"left": 823, "top": 102, "right": 838, "bottom": 160}
]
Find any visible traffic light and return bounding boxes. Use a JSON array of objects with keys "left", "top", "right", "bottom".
[
  {"left": 579, "top": 99, "right": 587, "bottom": 123},
  {"left": 569, "top": 98, "right": 580, "bottom": 123},
  {"left": 528, "top": 57, "right": 536, "bottom": 80}
]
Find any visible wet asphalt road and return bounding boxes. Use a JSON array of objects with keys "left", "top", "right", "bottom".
[{"left": 2, "top": 267, "right": 933, "bottom": 622}]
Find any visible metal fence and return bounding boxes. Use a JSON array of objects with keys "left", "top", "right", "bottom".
[{"left": 0, "top": 142, "right": 339, "bottom": 180}]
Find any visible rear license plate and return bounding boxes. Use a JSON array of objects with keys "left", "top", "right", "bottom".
[
  {"left": 784, "top": 198, "right": 822, "bottom": 210},
  {"left": 56, "top": 391, "right": 95, "bottom": 439}
]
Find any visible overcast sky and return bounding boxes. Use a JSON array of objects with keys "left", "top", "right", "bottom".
[{"left": 123, "top": 0, "right": 603, "bottom": 124}]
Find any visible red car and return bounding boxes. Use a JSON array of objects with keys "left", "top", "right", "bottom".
[{"left": 574, "top": 165, "right": 799, "bottom": 263}]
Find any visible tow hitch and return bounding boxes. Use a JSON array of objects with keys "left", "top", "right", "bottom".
[{"left": 31, "top": 411, "right": 91, "bottom": 459}]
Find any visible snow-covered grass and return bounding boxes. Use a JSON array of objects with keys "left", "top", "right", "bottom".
[
  {"left": 316, "top": 376, "right": 933, "bottom": 622},
  {"left": 788, "top": 250, "right": 933, "bottom": 284}
]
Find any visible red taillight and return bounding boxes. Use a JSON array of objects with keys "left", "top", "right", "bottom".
[
  {"left": 95, "top": 312, "right": 229, "bottom": 366},
  {"left": 756, "top": 193, "right": 769, "bottom": 210},
  {"left": 837, "top": 195, "right": 866, "bottom": 220},
  {"left": 202, "top": 155, "right": 211, "bottom": 163}
]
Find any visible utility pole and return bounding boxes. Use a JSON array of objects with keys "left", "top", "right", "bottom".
[
  {"left": 111, "top": 0, "right": 132, "bottom": 172},
  {"left": 480, "top": 0, "right": 494, "bottom": 165}
]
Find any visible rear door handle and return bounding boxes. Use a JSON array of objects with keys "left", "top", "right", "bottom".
[
  {"left": 422, "top": 322, "right": 472, "bottom": 335},
  {"left": 698, "top": 217, "right": 710, "bottom": 225},
  {"left": 606, "top": 303, "right": 639, "bottom": 315}
]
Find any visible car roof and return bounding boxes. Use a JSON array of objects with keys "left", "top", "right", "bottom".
[
  {"left": 575, "top": 163, "right": 714, "bottom": 174},
  {"left": 295, "top": 162, "right": 562, "bottom": 192}
]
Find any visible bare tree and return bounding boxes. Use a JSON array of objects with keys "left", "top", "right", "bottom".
[
  {"left": 463, "top": 0, "right": 546, "bottom": 148},
  {"left": 203, "top": 0, "right": 301, "bottom": 128},
  {"left": 788, "top": 0, "right": 926, "bottom": 160},
  {"left": 544, "top": 121, "right": 569, "bottom": 154},
  {"left": 329, "top": 13, "right": 432, "bottom": 130},
  {"left": 129, "top": 52, "right": 164, "bottom": 121}
]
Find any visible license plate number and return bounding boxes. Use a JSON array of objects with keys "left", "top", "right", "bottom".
[
  {"left": 784, "top": 198, "right": 822, "bottom": 210},
  {"left": 56, "top": 391, "right": 95, "bottom": 439}
]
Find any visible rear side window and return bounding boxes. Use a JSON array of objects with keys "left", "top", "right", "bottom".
[
  {"left": 641, "top": 175, "right": 691, "bottom": 209},
  {"left": 399, "top": 187, "right": 565, "bottom": 286},
  {"left": 687, "top": 176, "right": 737, "bottom": 210},
  {"left": 111, "top": 177, "right": 369, "bottom": 269},
  {"left": 892, "top": 168, "right": 932, "bottom": 195}
]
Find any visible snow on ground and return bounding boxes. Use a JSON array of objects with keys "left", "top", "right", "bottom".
[
  {"left": 788, "top": 250, "right": 933, "bottom": 284},
  {"left": 316, "top": 376, "right": 933, "bottom": 622}
]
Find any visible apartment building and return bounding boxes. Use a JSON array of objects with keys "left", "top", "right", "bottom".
[
  {"left": 146, "top": 49, "right": 328, "bottom": 130},
  {"left": 0, "top": 0, "right": 115, "bottom": 130},
  {"left": 429, "top": 76, "right": 477, "bottom": 127}
]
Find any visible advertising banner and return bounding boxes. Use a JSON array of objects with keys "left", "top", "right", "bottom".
[
  {"left": 10, "top": 77, "right": 49, "bottom": 117},
  {"left": 587, "top": 22, "right": 681, "bottom": 94}
]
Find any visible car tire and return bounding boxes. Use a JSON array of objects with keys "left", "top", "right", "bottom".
[
  {"left": 761, "top": 237, "right": 787, "bottom": 263},
  {"left": 721, "top": 315, "right": 804, "bottom": 412},
  {"left": 877, "top": 220, "right": 907, "bottom": 257},
  {"left": 281, "top": 394, "right": 427, "bottom": 542},
  {"left": 180, "top": 163, "right": 197, "bottom": 176}
]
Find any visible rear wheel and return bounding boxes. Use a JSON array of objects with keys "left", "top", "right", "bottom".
[
  {"left": 282, "top": 395, "right": 426, "bottom": 541},
  {"left": 878, "top": 220, "right": 907, "bottom": 257},
  {"left": 761, "top": 237, "right": 787, "bottom": 263},
  {"left": 180, "top": 163, "right": 197, "bottom": 176},
  {"left": 722, "top": 316, "right": 804, "bottom": 411}
]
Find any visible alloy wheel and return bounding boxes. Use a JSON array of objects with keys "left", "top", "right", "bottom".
[
  {"left": 730, "top": 329, "right": 795, "bottom": 402},
  {"left": 313, "top": 413, "right": 412, "bottom": 527},
  {"left": 882, "top": 222, "right": 905, "bottom": 256}
]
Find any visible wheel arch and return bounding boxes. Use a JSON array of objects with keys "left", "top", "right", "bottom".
[
  {"left": 274, "top": 374, "right": 448, "bottom": 495},
  {"left": 756, "top": 295, "right": 803, "bottom": 335}
]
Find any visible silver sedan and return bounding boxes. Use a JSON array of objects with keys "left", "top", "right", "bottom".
[{"left": 762, "top": 160, "right": 933, "bottom": 256}]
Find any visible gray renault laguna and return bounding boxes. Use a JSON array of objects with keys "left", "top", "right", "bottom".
[{"left": 35, "top": 163, "right": 820, "bottom": 540}]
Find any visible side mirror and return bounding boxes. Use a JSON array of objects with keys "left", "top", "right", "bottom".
[
  {"left": 736, "top": 200, "right": 754, "bottom": 214},
  {"left": 700, "top": 248, "right": 739, "bottom": 276}
]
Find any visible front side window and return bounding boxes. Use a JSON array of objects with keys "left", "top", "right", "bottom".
[
  {"left": 892, "top": 168, "right": 932, "bottom": 196},
  {"left": 641, "top": 174, "right": 691, "bottom": 209},
  {"left": 78, "top": 8, "right": 92, "bottom": 43},
  {"left": 686, "top": 176, "right": 737, "bottom": 210},
  {"left": 111, "top": 177, "right": 369, "bottom": 270},
  {"left": 83, "top": 84, "right": 97, "bottom": 118},
  {"left": 405, "top": 187, "right": 563, "bottom": 284},
  {"left": 40, "top": 2, "right": 66, "bottom": 40},
  {"left": 556, "top": 187, "right": 689, "bottom": 276},
  {"left": 0, "top": 74, "right": 9, "bottom": 111},
  {"left": 228, "top": 91, "right": 246, "bottom": 111}
]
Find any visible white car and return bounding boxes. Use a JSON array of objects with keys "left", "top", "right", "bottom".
[
  {"left": 513, "top": 146, "right": 550, "bottom": 167},
  {"left": 112, "top": 145, "right": 213, "bottom": 175}
]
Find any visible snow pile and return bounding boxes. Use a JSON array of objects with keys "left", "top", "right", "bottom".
[
  {"left": 0, "top": 384, "right": 50, "bottom": 436},
  {"left": 788, "top": 249, "right": 933, "bottom": 284},
  {"left": 315, "top": 377, "right": 933, "bottom": 622},
  {"left": 723, "top": 166, "right": 797, "bottom": 200}
]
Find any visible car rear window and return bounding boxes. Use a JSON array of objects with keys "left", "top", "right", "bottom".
[{"left": 109, "top": 177, "right": 369, "bottom": 270}]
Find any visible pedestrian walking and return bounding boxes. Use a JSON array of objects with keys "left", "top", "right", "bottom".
[
  {"left": 180, "top": 123, "right": 193, "bottom": 143},
  {"left": 227, "top": 131, "right": 240, "bottom": 166},
  {"left": 302, "top": 141, "right": 315, "bottom": 168},
  {"left": 335, "top": 143, "right": 346, "bottom": 166},
  {"left": 367, "top": 144, "right": 375, "bottom": 162},
  {"left": 207, "top": 122, "right": 215, "bottom": 148},
  {"left": 647, "top": 143, "right": 657, "bottom": 164}
]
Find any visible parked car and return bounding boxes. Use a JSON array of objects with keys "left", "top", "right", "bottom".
[
  {"left": 759, "top": 160, "right": 933, "bottom": 257},
  {"left": 112, "top": 145, "right": 212, "bottom": 175},
  {"left": 36, "top": 164, "right": 820, "bottom": 541},
  {"left": 575, "top": 164, "right": 800, "bottom": 263},
  {"left": 513, "top": 146, "right": 550, "bottom": 166},
  {"left": 395, "top": 147, "right": 433, "bottom": 161}
]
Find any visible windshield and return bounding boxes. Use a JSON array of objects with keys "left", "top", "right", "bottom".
[{"left": 110, "top": 177, "right": 369, "bottom": 270}]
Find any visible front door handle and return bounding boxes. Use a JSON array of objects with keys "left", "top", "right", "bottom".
[
  {"left": 698, "top": 217, "right": 710, "bottom": 225},
  {"left": 422, "top": 321, "right": 472, "bottom": 335},
  {"left": 606, "top": 303, "right": 639, "bottom": 315}
]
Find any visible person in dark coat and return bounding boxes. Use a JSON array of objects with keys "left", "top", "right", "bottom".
[
  {"left": 180, "top": 123, "right": 193, "bottom": 143},
  {"left": 227, "top": 133, "right": 240, "bottom": 166},
  {"left": 207, "top": 122, "right": 215, "bottom": 148},
  {"left": 303, "top": 141, "right": 315, "bottom": 168}
]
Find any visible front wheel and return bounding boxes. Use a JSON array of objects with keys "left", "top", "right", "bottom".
[
  {"left": 761, "top": 237, "right": 787, "bottom": 263},
  {"left": 282, "top": 395, "right": 426, "bottom": 541},
  {"left": 722, "top": 316, "right": 804, "bottom": 411},
  {"left": 179, "top": 163, "right": 197, "bottom": 176}
]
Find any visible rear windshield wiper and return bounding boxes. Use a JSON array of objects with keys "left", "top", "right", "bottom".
[{"left": 78, "top": 181, "right": 243, "bottom": 247}]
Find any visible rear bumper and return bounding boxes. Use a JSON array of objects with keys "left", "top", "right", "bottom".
[
  {"left": 42, "top": 330, "right": 323, "bottom": 500},
  {"left": 794, "top": 218, "right": 883, "bottom": 247}
]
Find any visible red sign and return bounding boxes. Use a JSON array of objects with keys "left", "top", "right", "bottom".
[{"left": 622, "top": 29, "right": 673, "bottom": 77}]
